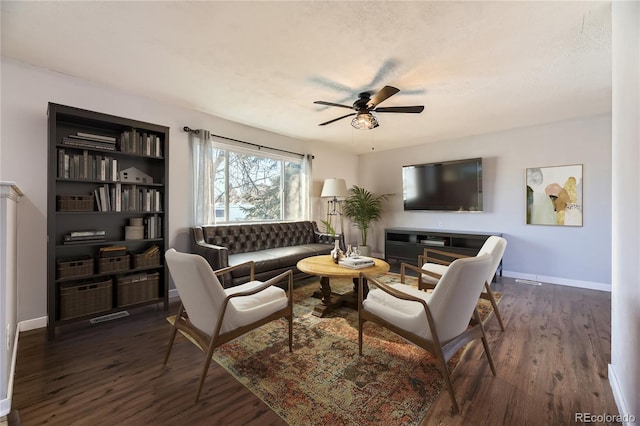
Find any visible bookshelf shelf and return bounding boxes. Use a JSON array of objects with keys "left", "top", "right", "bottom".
[
  {"left": 55, "top": 238, "right": 165, "bottom": 249},
  {"left": 56, "top": 211, "right": 164, "bottom": 216},
  {"left": 55, "top": 264, "right": 164, "bottom": 284},
  {"left": 47, "top": 103, "right": 170, "bottom": 340}
]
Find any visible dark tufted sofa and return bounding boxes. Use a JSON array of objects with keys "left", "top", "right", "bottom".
[{"left": 191, "top": 221, "right": 343, "bottom": 288}]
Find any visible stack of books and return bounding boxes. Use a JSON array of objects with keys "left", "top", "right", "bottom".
[
  {"left": 62, "top": 132, "right": 117, "bottom": 151},
  {"left": 338, "top": 256, "right": 375, "bottom": 269},
  {"left": 141, "top": 245, "right": 160, "bottom": 257},
  {"left": 99, "top": 245, "right": 127, "bottom": 258},
  {"left": 63, "top": 230, "right": 105, "bottom": 244}
]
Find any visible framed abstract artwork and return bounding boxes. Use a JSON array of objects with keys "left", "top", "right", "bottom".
[{"left": 526, "top": 164, "right": 583, "bottom": 226}]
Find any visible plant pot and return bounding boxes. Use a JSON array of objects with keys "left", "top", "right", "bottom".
[{"left": 358, "top": 245, "right": 370, "bottom": 257}]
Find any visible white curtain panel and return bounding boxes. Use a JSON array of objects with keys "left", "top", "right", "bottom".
[
  {"left": 190, "top": 129, "right": 217, "bottom": 226},
  {"left": 301, "top": 154, "right": 312, "bottom": 221}
]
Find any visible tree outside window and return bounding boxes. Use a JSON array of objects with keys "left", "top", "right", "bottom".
[{"left": 209, "top": 146, "right": 305, "bottom": 222}]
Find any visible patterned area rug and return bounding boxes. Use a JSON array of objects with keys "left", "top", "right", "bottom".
[{"left": 170, "top": 274, "right": 501, "bottom": 425}]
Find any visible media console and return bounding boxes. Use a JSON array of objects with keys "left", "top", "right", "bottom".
[{"left": 385, "top": 227, "right": 503, "bottom": 272}]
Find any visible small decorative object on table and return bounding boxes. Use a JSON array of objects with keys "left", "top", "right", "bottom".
[{"left": 330, "top": 238, "right": 343, "bottom": 264}]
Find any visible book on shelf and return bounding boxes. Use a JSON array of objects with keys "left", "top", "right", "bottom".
[
  {"left": 64, "top": 236, "right": 105, "bottom": 242},
  {"left": 99, "top": 245, "right": 128, "bottom": 258},
  {"left": 114, "top": 183, "right": 122, "bottom": 212},
  {"left": 75, "top": 132, "right": 117, "bottom": 143},
  {"left": 142, "top": 245, "right": 160, "bottom": 257},
  {"left": 69, "top": 230, "right": 105, "bottom": 237},
  {"left": 61, "top": 137, "right": 116, "bottom": 151},
  {"left": 64, "top": 234, "right": 105, "bottom": 240},
  {"left": 63, "top": 232, "right": 106, "bottom": 244},
  {"left": 98, "top": 185, "right": 108, "bottom": 212},
  {"left": 93, "top": 188, "right": 102, "bottom": 211},
  {"left": 62, "top": 239, "right": 106, "bottom": 245}
]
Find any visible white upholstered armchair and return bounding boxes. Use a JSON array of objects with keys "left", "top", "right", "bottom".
[
  {"left": 163, "top": 248, "right": 293, "bottom": 402},
  {"left": 358, "top": 254, "right": 496, "bottom": 414},
  {"left": 401, "top": 235, "right": 507, "bottom": 330}
]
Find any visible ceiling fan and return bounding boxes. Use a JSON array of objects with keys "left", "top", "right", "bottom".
[{"left": 314, "top": 85, "right": 424, "bottom": 129}]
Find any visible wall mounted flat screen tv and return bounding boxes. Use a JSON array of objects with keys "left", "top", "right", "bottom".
[{"left": 403, "top": 158, "right": 483, "bottom": 211}]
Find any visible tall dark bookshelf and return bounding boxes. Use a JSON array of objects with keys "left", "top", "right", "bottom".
[{"left": 47, "top": 103, "right": 169, "bottom": 340}]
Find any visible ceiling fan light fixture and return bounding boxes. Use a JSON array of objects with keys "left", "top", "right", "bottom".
[{"left": 351, "top": 112, "right": 379, "bottom": 130}]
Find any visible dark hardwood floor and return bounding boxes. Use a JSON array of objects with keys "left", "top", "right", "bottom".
[{"left": 10, "top": 275, "right": 619, "bottom": 425}]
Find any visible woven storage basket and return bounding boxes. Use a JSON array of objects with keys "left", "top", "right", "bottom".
[
  {"left": 57, "top": 195, "right": 94, "bottom": 212},
  {"left": 125, "top": 225, "right": 144, "bottom": 240},
  {"left": 57, "top": 256, "right": 94, "bottom": 279},
  {"left": 98, "top": 255, "right": 130, "bottom": 273},
  {"left": 60, "top": 279, "right": 112, "bottom": 320},
  {"left": 132, "top": 251, "right": 160, "bottom": 269},
  {"left": 117, "top": 272, "right": 159, "bottom": 307}
]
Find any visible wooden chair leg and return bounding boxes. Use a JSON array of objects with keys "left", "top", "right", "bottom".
[
  {"left": 435, "top": 352, "right": 460, "bottom": 414},
  {"left": 288, "top": 314, "right": 293, "bottom": 353},
  {"left": 195, "top": 346, "right": 216, "bottom": 403},
  {"left": 358, "top": 320, "right": 364, "bottom": 356},
  {"left": 481, "top": 335, "right": 497, "bottom": 376},
  {"left": 483, "top": 282, "right": 505, "bottom": 331},
  {"left": 163, "top": 326, "right": 178, "bottom": 366},
  {"left": 476, "top": 309, "right": 497, "bottom": 376},
  {"left": 163, "top": 304, "right": 184, "bottom": 367}
]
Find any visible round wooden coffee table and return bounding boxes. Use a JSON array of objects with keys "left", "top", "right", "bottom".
[{"left": 297, "top": 254, "right": 390, "bottom": 317}]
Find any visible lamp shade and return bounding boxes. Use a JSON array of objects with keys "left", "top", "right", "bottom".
[{"left": 321, "top": 178, "right": 348, "bottom": 198}]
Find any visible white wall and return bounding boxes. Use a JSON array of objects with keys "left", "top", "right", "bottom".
[
  {"left": 358, "top": 115, "right": 612, "bottom": 290},
  {"left": 0, "top": 58, "right": 357, "bottom": 323},
  {"left": 610, "top": 0, "right": 639, "bottom": 420}
]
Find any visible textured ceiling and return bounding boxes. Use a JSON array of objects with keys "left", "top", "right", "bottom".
[{"left": 1, "top": 1, "right": 612, "bottom": 153}]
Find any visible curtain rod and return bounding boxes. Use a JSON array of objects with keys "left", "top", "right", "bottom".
[{"left": 183, "top": 126, "right": 309, "bottom": 159}]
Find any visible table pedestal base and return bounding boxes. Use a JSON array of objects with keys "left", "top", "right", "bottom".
[{"left": 311, "top": 277, "right": 369, "bottom": 318}]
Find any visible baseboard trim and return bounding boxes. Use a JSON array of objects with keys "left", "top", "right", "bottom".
[
  {"left": 169, "top": 288, "right": 179, "bottom": 299},
  {"left": 608, "top": 364, "right": 635, "bottom": 425},
  {"left": 18, "top": 292, "right": 180, "bottom": 333},
  {"left": 502, "top": 270, "right": 611, "bottom": 292},
  {"left": 18, "top": 317, "right": 47, "bottom": 332}
]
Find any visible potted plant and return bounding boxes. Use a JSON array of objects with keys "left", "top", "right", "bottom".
[
  {"left": 342, "top": 186, "right": 392, "bottom": 256},
  {"left": 320, "top": 219, "right": 337, "bottom": 238}
]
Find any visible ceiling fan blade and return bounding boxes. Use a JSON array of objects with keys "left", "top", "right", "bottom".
[
  {"left": 374, "top": 105, "right": 425, "bottom": 113},
  {"left": 313, "top": 100, "right": 354, "bottom": 110},
  {"left": 318, "top": 113, "right": 356, "bottom": 126},
  {"left": 367, "top": 85, "right": 400, "bottom": 108}
]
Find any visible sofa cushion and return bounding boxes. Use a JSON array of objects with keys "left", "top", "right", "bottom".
[{"left": 229, "top": 243, "right": 332, "bottom": 278}]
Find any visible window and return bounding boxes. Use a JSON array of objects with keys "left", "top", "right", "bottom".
[{"left": 191, "top": 132, "right": 310, "bottom": 224}]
